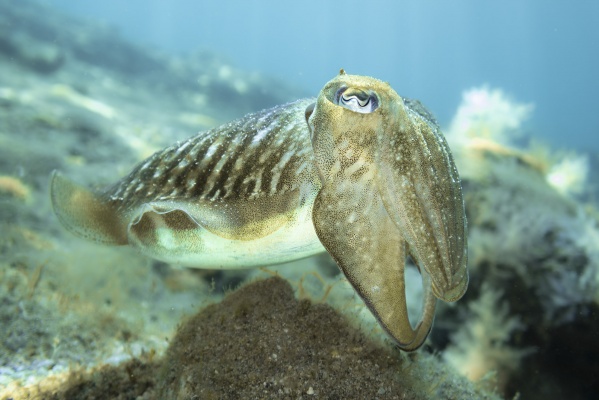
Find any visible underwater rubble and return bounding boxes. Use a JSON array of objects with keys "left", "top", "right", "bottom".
[{"left": 1, "top": 1, "right": 599, "bottom": 399}]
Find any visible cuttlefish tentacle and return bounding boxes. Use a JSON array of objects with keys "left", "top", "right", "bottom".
[{"left": 308, "top": 72, "right": 467, "bottom": 350}]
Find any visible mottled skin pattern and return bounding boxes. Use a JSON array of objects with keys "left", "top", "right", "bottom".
[{"left": 51, "top": 71, "right": 468, "bottom": 351}]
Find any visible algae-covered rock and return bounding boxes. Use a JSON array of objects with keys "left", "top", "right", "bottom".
[
  {"left": 156, "top": 276, "right": 413, "bottom": 399},
  {"left": 21, "top": 277, "right": 499, "bottom": 400},
  {"left": 439, "top": 86, "right": 599, "bottom": 399}
]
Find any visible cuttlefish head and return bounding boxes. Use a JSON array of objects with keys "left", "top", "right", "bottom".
[{"left": 306, "top": 70, "right": 468, "bottom": 350}]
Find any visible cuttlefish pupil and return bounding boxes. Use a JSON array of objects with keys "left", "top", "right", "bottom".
[
  {"left": 50, "top": 71, "right": 468, "bottom": 352},
  {"left": 334, "top": 86, "right": 379, "bottom": 113}
]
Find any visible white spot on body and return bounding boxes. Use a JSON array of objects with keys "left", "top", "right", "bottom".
[
  {"left": 157, "top": 225, "right": 176, "bottom": 249},
  {"left": 256, "top": 112, "right": 271, "bottom": 125},
  {"left": 252, "top": 127, "right": 269, "bottom": 144},
  {"left": 258, "top": 150, "right": 272, "bottom": 164},
  {"left": 234, "top": 157, "right": 244, "bottom": 170},
  {"left": 205, "top": 141, "right": 219, "bottom": 158},
  {"left": 139, "top": 159, "right": 153, "bottom": 173},
  {"left": 347, "top": 211, "right": 357, "bottom": 223},
  {"left": 177, "top": 158, "right": 190, "bottom": 169},
  {"left": 269, "top": 148, "right": 295, "bottom": 194},
  {"left": 174, "top": 140, "right": 191, "bottom": 157},
  {"left": 295, "top": 160, "right": 309, "bottom": 175},
  {"left": 153, "top": 167, "right": 164, "bottom": 179}
]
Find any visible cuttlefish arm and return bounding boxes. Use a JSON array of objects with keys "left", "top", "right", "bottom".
[
  {"left": 308, "top": 71, "right": 468, "bottom": 350},
  {"left": 376, "top": 101, "right": 468, "bottom": 303},
  {"left": 310, "top": 159, "right": 438, "bottom": 350}
]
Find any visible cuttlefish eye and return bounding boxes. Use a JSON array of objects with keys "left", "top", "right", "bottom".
[{"left": 334, "top": 86, "right": 379, "bottom": 114}]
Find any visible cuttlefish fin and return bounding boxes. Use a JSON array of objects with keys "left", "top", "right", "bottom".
[
  {"left": 312, "top": 170, "right": 436, "bottom": 351},
  {"left": 125, "top": 190, "right": 300, "bottom": 263},
  {"left": 50, "top": 171, "right": 128, "bottom": 245}
]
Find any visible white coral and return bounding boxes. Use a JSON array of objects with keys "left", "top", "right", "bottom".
[
  {"left": 446, "top": 86, "right": 534, "bottom": 147},
  {"left": 546, "top": 154, "right": 589, "bottom": 197},
  {"left": 443, "top": 284, "right": 532, "bottom": 390}
]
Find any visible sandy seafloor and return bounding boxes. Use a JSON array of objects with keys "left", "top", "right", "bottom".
[{"left": 1, "top": 1, "right": 598, "bottom": 399}]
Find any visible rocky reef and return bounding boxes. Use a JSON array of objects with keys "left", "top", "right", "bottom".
[{"left": 439, "top": 87, "right": 599, "bottom": 399}]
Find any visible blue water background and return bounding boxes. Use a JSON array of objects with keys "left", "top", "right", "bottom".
[{"left": 47, "top": 0, "right": 599, "bottom": 152}]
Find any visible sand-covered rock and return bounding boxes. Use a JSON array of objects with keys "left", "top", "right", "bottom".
[{"left": 16, "top": 277, "right": 499, "bottom": 400}]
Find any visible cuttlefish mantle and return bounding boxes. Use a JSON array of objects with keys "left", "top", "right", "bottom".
[{"left": 51, "top": 71, "right": 468, "bottom": 351}]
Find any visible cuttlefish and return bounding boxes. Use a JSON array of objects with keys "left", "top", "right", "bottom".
[{"left": 51, "top": 71, "right": 468, "bottom": 351}]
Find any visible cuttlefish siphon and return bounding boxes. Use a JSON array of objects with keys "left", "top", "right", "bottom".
[{"left": 51, "top": 70, "right": 468, "bottom": 351}]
